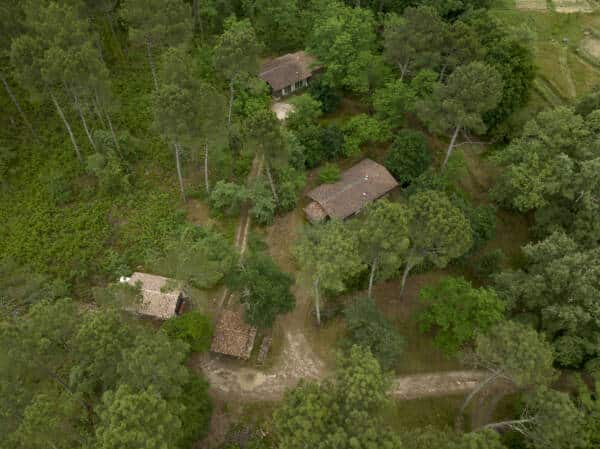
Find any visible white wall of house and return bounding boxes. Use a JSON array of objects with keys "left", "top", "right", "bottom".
[{"left": 278, "top": 78, "right": 310, "bottom": 97}]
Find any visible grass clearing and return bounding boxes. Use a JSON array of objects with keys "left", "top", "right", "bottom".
[
  {"left": 384, "top": 395, "right": 465, "bottom": 431},
  {"left": 493, "top": 5, "right": 600, "bottom": 109}
]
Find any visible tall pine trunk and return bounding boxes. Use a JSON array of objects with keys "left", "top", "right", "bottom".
[
  {"left": 1, "top": 71, "right": 36, "bottom": 139},
  {"left": 368, "top": 257, "right": 378, "bottom": 298},
  {"left": 204, "top": 141, "right": 210, "bottom": 194},
  {"left": 313, "top": 278, "right": 322, "bottom": 326},
  {"left": 399, "top": 261, "right": 413, "bottom": 298},
  {"left": 174, "top": 142, "right": 186, "bottom": 201},
  {"left": 227, "top": 78, "right": 234, "bottom": 126},
  {"left": 146, "top": 38, "right": 159, "bottom": 91},
  {"left": 455, "top": 373, "right": 500, "bottom": 428},
  {"left": 51, "top": 92, "right": 82, "bottom": 163},
  {"left": 73, "top": 92, "right": 96, "bottom": 150},
  {"left": 107, "top": 112, "right": 119, "bottom": 151},
  {"left": 265, "top": 163, "right": 279, "bottom": 204},
  {"left": 442, "top": 125, "right": 461, "bottom": 172}
]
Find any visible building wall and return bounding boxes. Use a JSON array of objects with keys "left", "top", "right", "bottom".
[{"left": 279, "top": 78, "right": 309, "bottom": 96}]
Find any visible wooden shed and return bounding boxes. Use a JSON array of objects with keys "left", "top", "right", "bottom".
[{"left": 210, "top": 310, "right": 257, "bottom": 360}]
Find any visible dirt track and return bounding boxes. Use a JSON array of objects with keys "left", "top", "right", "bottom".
[{"left": 192, "top": 330, "right": 485, "bottom": 402}]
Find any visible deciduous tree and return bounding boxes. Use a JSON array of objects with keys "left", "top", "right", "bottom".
[
  {"left": 373, "top": 79, "right": 416, "bottom": 129},
  {"left": 228, "top": 251, "right": 295, "bottom": 328},
  {"left": 308, "top": 1, "right": 377, "bottom": 92},
  {"left": 418, "top": 276, "right": 505, "bottom": 355},
  {"left": 494, "top": 232, "right": 600, "bottom": 367},
  {"left": 344, "top": 297, "right": 405, "bottom": 370}
]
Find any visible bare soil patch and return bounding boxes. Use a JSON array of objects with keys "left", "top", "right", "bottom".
[
  {"left": 392, "top": 371, "right": 487, "bottom": 400},
  {"left": 554, "top": 0, "right": 593, "bottom": 12},
  {"left": 186, "top": 199, "right": 213, "bottom": 226},
  {"left": 516, "top": 0, "right": 547, "bottom": 10},
  {"left": 271, "top": 102, "right": 295, "bottom": 121},
  {"left": 582, "top": 36, "right": 600, "bottom": 60}
]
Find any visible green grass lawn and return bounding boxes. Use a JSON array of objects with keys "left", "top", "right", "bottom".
[
  {"left": 384, "top": 395, "right": 465, "bottom": 431},
  {"left": 492, "top": 2, "right": 600, "bottom": 107}
]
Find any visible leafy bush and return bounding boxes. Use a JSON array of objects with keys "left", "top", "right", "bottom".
[
  {"left": 86, "top": 151, "right": 130, "bottom": 195},
  {"left": 152, "top": 225, "right": 237, "bottom": 290},
  {"left": 451, "top": 194, "right": 497, "bottom": 250},
  {"left": 119, "top": 191, "right": 186, "bottom": 265},
  {"left": 343, "top": 297, "right": 404, "bottom": 371},
  {"left": 287, "top": 94, "right": 323, "bottom": 132},
  {"left": 476, "top": 249, "right": 505, "bottom": 278},
  {"left": 249, "top": 181, "right": 276, "bottom": 226},
  {"left": 318, "top": 124, "right": 345, "bottom": 160},
  {"left": 274, "top": 165, "right": 306, "bottom": 213},
  {"left": 308, "top": 76, "right": 341, "bottom": 113},
  {"left": 342, "top": 114, "right": 390, "bottom": 156},
  {"left": 418, "top": 276, "right": 505, "bottom": 355},
  {"left": 227, "top": 252, "right": 295, "bottom": 328},
  {"left": 162, "top": 311, "right": 213, "bottom": 353},
  {"left": 319, "top": 163, "right": 341, "bottom": 184},
  {"left": 373, "top": 79, "right": 415, "bottom": 128},
  {"left": 384, "top": 129, "right": 431, "bottom": 184},
  {"left": 209, "top": 181, "right": 248, "bottom": 217}
]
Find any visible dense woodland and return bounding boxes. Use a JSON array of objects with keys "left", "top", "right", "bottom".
[{"left": 1, "top": 0, "right": 600, "bottom": 448}]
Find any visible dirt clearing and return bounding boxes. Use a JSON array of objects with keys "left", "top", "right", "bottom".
[
  {"left": 582, "top": 36, "right": 600, "bottom": 61},
  {"left": 271, "top": 102, "right": 295, "bottom": 121},
  {"left": 516, "top": 0, "right": 547, "bottom": 11},
  {"left": 554, "top": 0, "right": 594, "bottom": 12}
]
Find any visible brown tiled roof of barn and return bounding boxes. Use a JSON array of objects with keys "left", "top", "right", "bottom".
[
  {"left": 210, "top": 310, "right": 257, "bottom": 360},
  {"left": 259, "top": 51, "right": 318, "bottom": 91},
  {"left": 307, "top": 159, "right": 398, "bottom": 219}
]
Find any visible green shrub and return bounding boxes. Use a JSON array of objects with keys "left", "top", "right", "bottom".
[
  {"left": 162, "top": 311, "right": 213, "bottom": 353},
  {"left": 476, "top": 249, "right": 505, "bottom": 278},
  {"left": 308, "top": 76, "right": 341, "bottom": 113},
  {"left": 275, "top": 166, "right": 306, "bottom": 213},
  {"left": 208, "top": 181, "right": 248, "bottom": 217},
  {"left": 319, "top": 163, "right": 341, "bottom": 184},
  {"left": 249, "top": 181, "right": 276, "bottom": 226},
  {"left": 343, "top": 297, "right": 404, "bottom": 371},
  {"left": 384, "top": 129, "right": 431, "bottom": 184},
  {"left": 342, "top": 114, "right": 390, "bottom": 156}
]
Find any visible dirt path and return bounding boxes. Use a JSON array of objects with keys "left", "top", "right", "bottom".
[
  {"left": 559, "top": 45, "right": 577, "bottom": 99},
  {"left": 194, "top": 344, "right": 485, "bottom": 402}
]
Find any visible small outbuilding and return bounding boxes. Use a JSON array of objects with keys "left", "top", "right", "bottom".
[
  {"left": 304, "top": 159, "right": 399, "bottom": 222},
  {"left": 260, "top": 51, "right": 319, "bottom": 98},
  {"left": 120, "top": 272, "right": 185, "bottom": 320},
  {"left": 210, "top": 310, "right": 257, "bottom": 360}
]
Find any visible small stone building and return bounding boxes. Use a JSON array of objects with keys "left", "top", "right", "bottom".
[
  {"left": 210, "top": 310, "right": 257, "bottom": 360},
  {"left": 120, "top": 272, "right": 185, "bottom": 320},
  {"left": 304, "top": 159, "right": 399, "bottom": 222},
  {"left": 259, "top": 51, "right": 319, "bottom": 97}
]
